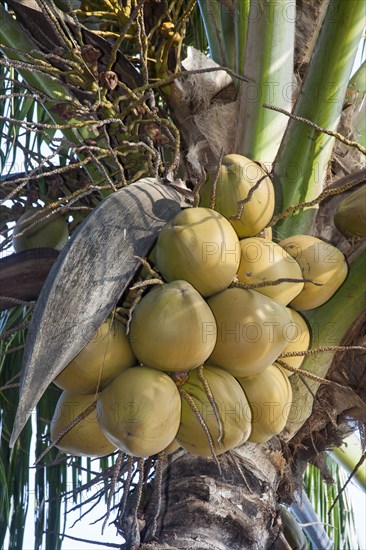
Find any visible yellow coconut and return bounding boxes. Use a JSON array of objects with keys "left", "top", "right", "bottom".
[
  {"left": 176, "top": 365, "right": 252, "bottom": 457},
  {"left": 199, "top": 154, "right": 274, "bottom": 238},
  {"left": 237, "top": 237, "right": 304, "bottom": 305},
  {"left": 280, "top": 309, "right": 311, "bottom": 376},
  {"left": 54, "top": 319, "right": 136, "bottom": 394},
  {"left": 207, "top": 287, "right": 295, "bottom": 377},
  {"left": 12, "top": 206, "right": 69, "bottom": 252},
  {"left": 334, "top": 186, "right": 366, "bottom": 239},
  {"left": 50, "top": 391, "right": 116, "bottom": 457},
  {"left": 279, "top": 235, "right": 348, "bottom": 310},
  {"left": 236, "top": 364, "right": 292, "bottom": 443},
  {"left": 130, "top": 280, "right": 217, "bottom": 372},
  {"left": 97, "top": 366, "right": 181, "bottom": 457},
  {"left": 155, "top": 207, "right": 240, "bottom": 297}
]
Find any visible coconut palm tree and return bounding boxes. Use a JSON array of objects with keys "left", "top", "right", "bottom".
[{"left": 0, "top": 1, "right": 365, "bottom": 549}]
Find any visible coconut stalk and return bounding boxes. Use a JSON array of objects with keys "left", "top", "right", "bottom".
[
  {"left": 273, "top": 0, "right": 365, "bottom": 237},
  {"left": 197, "top": 0, "right": 226, "bottom": 66},
  {"left": 284, "top": 245, "right": 366, "bottom": 440},
  {"left": 234, "top": 0, "right": 296, "bottom": 164},
  {"left": 198, "top": 0, "right": 295, "bottom": 164}
]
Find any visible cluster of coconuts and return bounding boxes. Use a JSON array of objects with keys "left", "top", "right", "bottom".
[{"left": 49, "top": 154, "right": 348, "bottom": 459}]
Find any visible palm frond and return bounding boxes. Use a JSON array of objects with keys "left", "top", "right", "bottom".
[{"left": 304, "top": 454, "right": 360, "bottom": 549}]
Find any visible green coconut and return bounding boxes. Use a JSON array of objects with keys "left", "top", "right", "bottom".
[
  {"left": 50, "top": 391, "right": 116, "bottom": 457},
  {"left": 207, "top": 287, "right": 295, "bottom": 377},
  {"left": 280, "top": 309, "right": 311, "bottom": 376},
  {"left": 199, "top": 154, "right": 275, "bottom": 238},
  {"left": 176, "top": 365, "right": 252, "bottom": 457},
  {"left": 12, "top": 206, "right": 69, "bottom": 252},
  {"left": 236, "top": 364, "right": 292, "bottom": 443},
  {"left": 237, "top": 237, "right": 304, "bottom": 305},
  {"left": 334, "top": 186, "right": 366, "bottom": 238},
  {"left": 279, "top": 235, "right": 348, "bottom": 310},
  {"left": 130, "top": 280, "right": 217, "bottom": 372},
  {"left": 97, "top": 366, "right": 181, "bottom": 457},
  {"left": 155, "top": 207, "right": 240, "bottom": 297},
  {"left": 54, "top": 319, "right": 136, "bottom": 394}
]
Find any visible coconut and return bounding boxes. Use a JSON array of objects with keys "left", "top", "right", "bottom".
[
  {"left": 54, "top": 319, "right": 136, "bottom": 394},
  {"left": 279, "top": 235, "right": 348, "bottom": 310},
  {"left": 155, "top": 207, "right": 240, "bottom": 297},
  {"left": 334, "top": 186, "right": 366, "bottom": 238},
  {"left": 130, "top": 280, "right": 217, "bottom": 372},
  {"left": 280, "top": 309, "right": 311, "bottom": 376},
  {"left": 12, "top": 206, "right": 69, "bottom": 252},
  {"left": 176, "top": 365, "right": 252, "bottom": 457},
  {"left": 50, "top": 391, "right": 116, "bottom": 457},
  {"left": 236, "top": 364, "right": 292, "bottom": 443},
  {"left": 237, "top": 237, "right": 304, "bottom": 304},
  {"left": 97, "top": 366, "right": 181, "bottom": 457},
  {"left": 207, "top": 287, "right": 295, "bottom": 377},
  {"left": 199, "top": 154, "right": 274, "bottom": 237}
]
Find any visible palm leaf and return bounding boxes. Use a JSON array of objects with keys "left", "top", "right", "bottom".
[{"left": 303, "top": 454, "right": 360, "bottom": 549}]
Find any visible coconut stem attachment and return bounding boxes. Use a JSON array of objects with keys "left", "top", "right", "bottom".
[
  {"left": 35, "top": 400, "right": 97, "bottom": 464},
  {"left": 102, "top": 450, "right": 125, "bottom": 534},
  {"left": 263, "top": 104, "right": 366, "bottom": 154},
  {"left": 280, "top": 345, "right": 366, "bottom": 358},
  {"left": 129, "top": 278, "right": 164, "bottom": 291},
  {"left": 117, "top": 455, "right": 135, "bottom": 522},
  {"left": 133, "top": 255, "right": 161, "bottom": 279},
  {"left": 232, "top": 278, "right": 323, "bottom": 290},
  {"left": 270, "top": 179, "right": 365, "bottom": 226},
  {"left": 193, "top": 168, "right": 207, "bottom": 207},
  {"left": 230, "top": 172, "right": 271, "bottom": 221},
  {"left": 227, "top": 451, "right": 253, "bottom": 494},
  {"left": 179, "top": 387, "right": 221, "bottom": 473},
  {"left": 149, "top": 452, "right": 166, "bottom": 539},
  {"left": 210, "top": 148, "right": 225, "bottom": 210},
  {"left": 276, "top": 359, "right": 356, "bottom": 392},
  {"left": 197, "top": 365, "right": 223, "bottom": 447}
]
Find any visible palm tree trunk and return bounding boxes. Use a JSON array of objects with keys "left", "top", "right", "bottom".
[{"left": 140, "top": 445, "right": 281, "bottom": 550}]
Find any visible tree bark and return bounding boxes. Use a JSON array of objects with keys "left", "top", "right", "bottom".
[{"left": 140, "top": 444, "right": 283, "bottom": 550}]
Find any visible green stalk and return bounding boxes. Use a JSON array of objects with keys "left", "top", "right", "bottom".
[
  {"left": 197, "top": 0, "right": 250, "bottom": 75},
  {"left": 273, "top": 0, "right": 365, "bottom": 237},
  {"left": 330, "top": 433, "right": 366, "bottom": 493},
  {"left": 197, "top": 0, "right": 226, "bottom": 65},
  {"left": 234, "top": 0, "right": 296, "bottom": 164},
  {"left": 347, "top": 61, "right": 366, "bottom": 148},
  {"left": 285, "top": 247, "right": 366, "bottom": 439},
  {"left": 219, "top": 2, "right": 236, "bottom": 71},
  {"left": 234, "top": 0, "right": 250, "bottom": 76}
]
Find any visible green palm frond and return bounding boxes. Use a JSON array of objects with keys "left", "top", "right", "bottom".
[
  {"left": 0, "top": 305, "right": 119, "bottom": 548},
  {"left": 0, "top": 67, "right": 58, "bottom": 177},
  {"left": 304, "top": 454, "right": 360, "bottom": 549}
]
